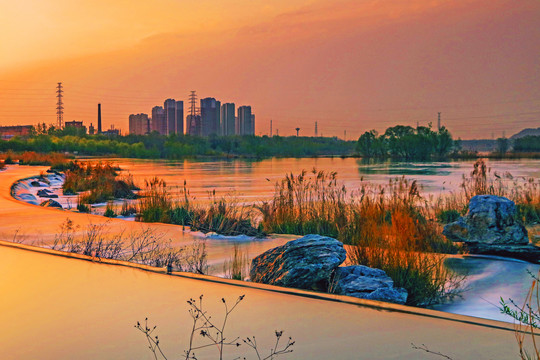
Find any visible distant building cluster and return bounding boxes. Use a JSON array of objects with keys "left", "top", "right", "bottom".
[
  {"left": 0, "top": 125, "right": 33, "bottom": 140},
  {"left": 129, "top": 95, "right": 255, "bottom": 136}
]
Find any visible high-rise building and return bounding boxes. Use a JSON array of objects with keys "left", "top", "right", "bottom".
[
  {"left": 151, "top": 106, "right": 166, "bottom": 135},
  {"left": 237, "top": 106, "right": 252, "bottom": 135},
  {"left": 176, "top": 101, "right": 184, "bottom": 135},
  {"left": 186, "top": 114, "right": 202, "bottom": 136},
  {"left": 220, "top": 103, "right": 235, "bottom": 136},
  {"left": 163, "top": 99, "right": 184, "bottom": 135},
  {"left": 200, "top": 97, "right": 220, "bottom": 136},
  {"left": 164, "top": 99, "right": 176, "bottom": 135},
  {"left": 129, "top": 113, "right": 150, "bottom": 135},
  {"left": 250, "top": 114, "right": 255, "bottom": 135}
]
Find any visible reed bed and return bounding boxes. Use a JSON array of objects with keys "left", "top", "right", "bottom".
[
  {"left": 431, "top": 159, "right": 540, "bottom": 225},
  {"left": 258, "top": 169, "right": 458, "bottom": 305},
  {"left": 0, "top": 150, "right": 71, "bottom": 169},
  {"left": 137, "top": 178, "right": 264, "bottom": 237},
  {"left": 63, "top": 161, "right": 138, "bottom": 204},
  {"left": 223, "top": 243, "right": 250, "bottom": 280}
]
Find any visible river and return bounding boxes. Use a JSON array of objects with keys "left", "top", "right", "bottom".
[{"left": 2, "top": 157, "right": 540, "bottom": 324}]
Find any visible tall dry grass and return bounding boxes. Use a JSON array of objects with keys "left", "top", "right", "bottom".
[
  {"left": 223, "top": 243, "right": 250, "bottom": 280},
  {"left": 137, "top": 178, "right": 264, "bottom": 237},
  {"left": 0, "top": 151, "right": 71, "bottom": 169},
  {"left": 63, "top": 161, "right": 137, "bottom": 204},
  {"left": 432, "top": 159, "right": 540, "bottom": 225},
  {"left": 258, "top": 169, "right": 459, "bottom": 306}
]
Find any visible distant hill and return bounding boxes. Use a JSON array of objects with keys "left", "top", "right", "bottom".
[{"left": 510, "top": 127, "right": 540, "bottom": 139}]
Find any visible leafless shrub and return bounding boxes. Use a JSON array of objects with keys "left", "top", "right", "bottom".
[
  {"left": 48, "top": 218, "right": 205, "bottom": 273},
  {"left": 183, "top": 238, "right": 208, "bottom": 275},
  {"left": 135, "top": 295, "right": 295, "bottom": 360}
]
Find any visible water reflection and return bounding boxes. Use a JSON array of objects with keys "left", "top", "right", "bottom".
[{"left": 111, "top": 157, "right": 540, "bottom": 203}]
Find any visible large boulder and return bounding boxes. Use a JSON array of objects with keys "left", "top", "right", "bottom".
[
  {"left": 250, "top": 234, "right": 346, "bottom": 291},
  {"left": 443, "top": 195, "right": 528, "bottom": 245},
  {"left": 443, "top": 195, "right": 537, "bottom": 262},
  {"left": 332, "top": 265, "right": 408, "bottom": 304}
]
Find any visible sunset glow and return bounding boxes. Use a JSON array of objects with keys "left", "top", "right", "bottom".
[{"left": 1, "top": 0, "right": 539, "bottom": 139}]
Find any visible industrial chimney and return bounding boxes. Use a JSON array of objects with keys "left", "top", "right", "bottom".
[{"left": 98, "top": 103, "right": 102, "bottom": 134}]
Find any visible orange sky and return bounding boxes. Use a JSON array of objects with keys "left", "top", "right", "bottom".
[{"left": 1, "top": 0, "right": 539, "bottom": 139}]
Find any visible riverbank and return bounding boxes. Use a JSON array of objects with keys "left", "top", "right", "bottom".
[
  {"left": 0, "top": 165, "right": 292, "bottom": 274},
  {"left": 0, "top": 241, "right": 526, "bottom": 360}
]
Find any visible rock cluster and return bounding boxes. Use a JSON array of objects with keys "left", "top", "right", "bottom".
[
  {"left": 443, "top": 195, "right": 539, "bottom": 263},
  {"left": 250, "top": 234, "right": 408, "bottom": 304},
  {"left": 333, "top": 265, "right": 408, "bottom": 304},
  {"left": 37, "top": 189, "right": 58, "bottom": 198}
]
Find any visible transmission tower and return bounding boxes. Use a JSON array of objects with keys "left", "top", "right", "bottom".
[
  {"left": 315, "top": 121, "right": 318, "bottom": 136},
  {"left": 186, "top": 91, "right": 200, "bottom": 135},
  {"left": 270, "top": 119, "right": 273, "bottom": 137},
  {"left": 56, "top": 82, "right": 64, "bottom": 129},
  {"left": 189, "top": 91, "right": 199, "bottom": 117},
  {"left": 437, "top": 112, "right": 441, "bottom": 131}
]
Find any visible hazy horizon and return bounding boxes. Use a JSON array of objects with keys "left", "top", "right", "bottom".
[{"left": 1, "top": 0, "right": 539, "bottom": 140}]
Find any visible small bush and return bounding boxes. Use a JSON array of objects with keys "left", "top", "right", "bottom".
[
  {"left": 77, "top": 203, "right": 90, "bottom": 213},
  {"left": 517, "top": 203, "right": 540, "bottom": 225},
  {"left": 436, "top": 209, "right": 461, "bottom": 224},
  {"left": 104, "top": 202, "right": 117, "bottom": 218}
]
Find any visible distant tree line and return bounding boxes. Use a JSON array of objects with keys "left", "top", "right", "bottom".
[
  {"left": 512, "top": 135, "right": 540, "bottom": 152},
  {"left": 0, "top": 125, "right": 355, "bottom": 159},
  {"left": 356, "top": 124, "right": 455, "bottom": 160}
]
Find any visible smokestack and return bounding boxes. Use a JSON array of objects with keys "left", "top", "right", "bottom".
[{"left": 98, "top": 103, "right": 102, "bottom": 133}]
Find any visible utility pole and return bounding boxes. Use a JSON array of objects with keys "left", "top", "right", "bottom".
[
  {"left": 437, "top": 112, "right": 441, "bottom": 131},
  {"left": 295, "top": 127, "right": 300, "bottom": 137},
  {"left": 56, "top": 82, "right": 64, "bottom": 129},
  {"left": 315, "top": 121, "right": 318, "bottom": 137}
]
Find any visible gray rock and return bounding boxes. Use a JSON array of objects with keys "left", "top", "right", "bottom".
[
  {"left": 40, "top": 199, "right": 63, "bottom": 209},
  {"left": 37, "top": 189, "right": 58, "bottom": 198},
  {"left": 443, "top": 195, "right": 539, "bottom": 262},
  {"left": 443, "top": 195, "right": 528, "bottom": 245},
  {"left": 250, "top": 234, "right": 346, "bottom": 291},
  {"left": 333, "top": 265, "right": 408, "bottom": 304}
]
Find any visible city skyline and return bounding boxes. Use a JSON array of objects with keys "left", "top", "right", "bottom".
[
  {"left": 129, "top": 95, "right": 255, "bottom": 137},
  {"left": 0, "top": 0, "right": 539, "bottom": 139}
]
